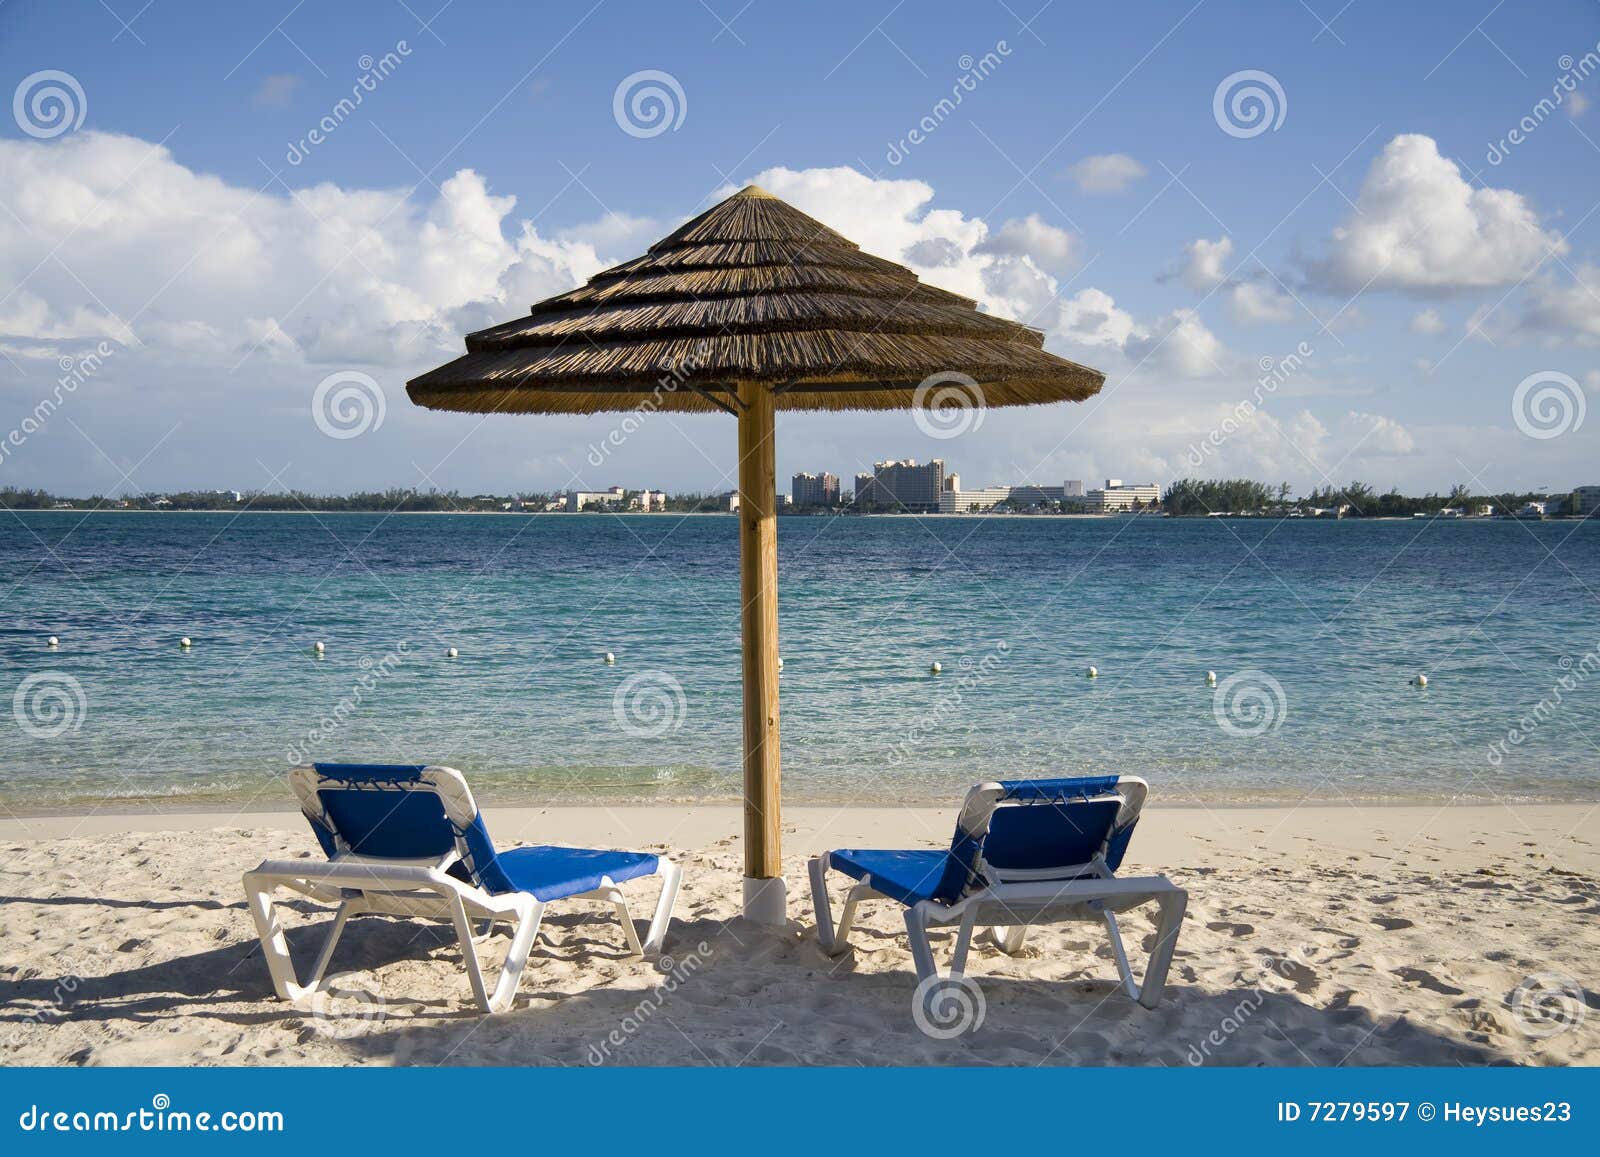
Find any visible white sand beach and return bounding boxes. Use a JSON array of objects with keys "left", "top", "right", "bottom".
[{"left": 1, "top": 805, "right": 1595, "bottom": 1067}]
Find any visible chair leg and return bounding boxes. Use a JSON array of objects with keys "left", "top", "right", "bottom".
[
  {"left": 643, "top": 859, "right": 682, "bottom": 958},
  {"left": 606, "top": 888, "right": 647, "bottom": 958},
  {"left": 444, "top": 891, "right": 544, "bottom": 1014},
  {"left": 903, "top": 906, "right": 939, "bottom": 985},
  {"left": 836, "top": 885, "right": 869, "bottom": 945},
  {"left": 1102, "top": 910, "right": 1139, "bottom": 1000},
  {"left": 990, "top": 924, "right": 1027, "bottom": 955},
  {"left": 445, "top": 891, "right": 494, "bottom": 1012},
  {"left": 305, "top": 899, "right": 354, "bottom": 991},
  {"left": 949, "top": 909, "right": 979, "bottom": 978},
  {"left": 807, "top": 857, "right": 840, "bottom": 955},
  {"left": 243, "top": 871, "right": 311, "bottom": 1003},
  {"left": 1138, "top": 888, "right": 1188, "bottom": 1010}
]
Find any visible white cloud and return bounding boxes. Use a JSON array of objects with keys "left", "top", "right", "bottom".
[
  {"left": 1409, "top": 308, "right": 1447, "bottom": 335},
  {"left": 1125, "top": 309, "right": 1228, "bottom": 377},
  {"left": 1064, "top": 153, "right": 1146, "bottom": 194},
  {"left": 1056, "top": 288, "right": 1135, "bottom": 348},
  {"left": 1307, "top": 133, "right": 1565, "bottom": 292},
  {"left": 252, "top": 74, "right": 303, "bottom": 109},
  {"left": 1228, "top": 282, "right": 1294, "bottom": 324},
  {"left": 1586, "top": 370, "right": 1600, "bottom": 395},
  {"left": 974, "top": 213, "right": 1076, "bottom": 270},
  {"left": 1568, "top": 91, "right": 1592, "bottom": 118},
  {"left": 1176, "top": 236, "right": 1233, "bottom": 290},
  {"left": 1517, "top": 263, "right": 1600, "bottom": 343}
]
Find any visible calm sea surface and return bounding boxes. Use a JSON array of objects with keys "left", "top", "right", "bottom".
[{"left": 2, "top": 511, "right": 1597, "bottom": 811}]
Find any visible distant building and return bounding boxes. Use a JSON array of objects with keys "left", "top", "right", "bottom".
[
  {"left": 1063, "top": 479, "right": 1084, "bottom": 498},
  {"left": 722, "top": 491, "right": 740, "bottom": 512},
  {"left": 1570, "top": 485, "right": 1600, "bottom": 516},
  {"left": 858, "top": 458, "right": 944, "bottom": 512},
  {"left": 566, "top": 486, "right": 625, "bottom": 512},
  {"left": 638, "top": 489, "right": 667, "bottom": 512},
  {"left": 1084, "top": 479, "right": 1160, "bottom": 513},
  {"left": 944, "top": 472, "right": 961, "bottom": 493},
  {"left": 791, "top": 471, "right": 839, "bottom": 507},
  {"left": 936, "top": 477, "right": 1068, "bottom": 513}
]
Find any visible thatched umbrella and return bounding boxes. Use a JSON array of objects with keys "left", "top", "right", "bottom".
[{"left": 408, "top": 184, "right": 1103, "bottom": 922}]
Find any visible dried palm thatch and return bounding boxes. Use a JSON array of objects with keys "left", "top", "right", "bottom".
[{"left": 407, "top": 185, "right": 1103, "bottom": 416}]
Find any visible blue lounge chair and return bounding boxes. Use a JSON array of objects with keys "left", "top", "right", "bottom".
[
  {"left": 808, "top": 775, "right": 1186, "bottom": 1013},
  {"left": 243, "top": 763, "right": 682, "bottom": 1013}
]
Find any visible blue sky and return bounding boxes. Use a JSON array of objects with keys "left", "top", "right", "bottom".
[{"left": 1, "top": 0, "right": 1597, "bottom": 498}]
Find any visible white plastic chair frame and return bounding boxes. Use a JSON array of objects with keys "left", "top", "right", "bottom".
[
  {"left": 243, "top": 764, "right": 682, "bottom": 1013},
  {"left": 808, "top": 777, "right": 1187, "bottom": 1010}
]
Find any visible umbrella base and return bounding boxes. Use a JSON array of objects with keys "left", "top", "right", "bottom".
[{"left": 742, "top": 875, "right": 787, "bottom": 925}]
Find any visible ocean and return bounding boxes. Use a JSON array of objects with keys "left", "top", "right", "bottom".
[{"left": 2, "top": 510, "right": 1596, "bottom": 812}]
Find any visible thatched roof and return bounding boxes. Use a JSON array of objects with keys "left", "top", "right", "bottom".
[{"left": 407, "top": 185, "right": 1103, "bottom": 416}]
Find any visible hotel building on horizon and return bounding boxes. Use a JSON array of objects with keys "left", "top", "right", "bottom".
[
  {"left": 856, "top": 459, "right": 945, "bottom": 512},
  {"left": 791, "top": 471, "right": 840, "bottom": 507}
]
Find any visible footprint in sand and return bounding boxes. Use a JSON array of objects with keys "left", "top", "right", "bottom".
[
  {"left": 1393, "top": 966, "right": 1464, "bottom": 995},
  {"left": 1206, "top": 920, "right": 1255, "bottom": 937}
]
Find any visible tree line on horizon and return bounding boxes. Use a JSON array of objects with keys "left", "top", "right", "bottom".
[{"left": 0, "top": 480, "right": 1573, "bottom": 517}]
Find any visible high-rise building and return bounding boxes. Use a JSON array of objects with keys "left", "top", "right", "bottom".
[
  {"left": 1570, "top": 485, "right": 1600, "bottom": 515},
  {"left": 791, "top": 471, "right": 840, "bottom": 507},
  {"left": 860, "top": 459, "right": 945, "bottom": 512},
  {"left": 1063, "top": 479, "right": 1084, "bottom": 497}
]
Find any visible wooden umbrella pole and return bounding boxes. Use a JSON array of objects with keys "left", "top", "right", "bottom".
[{"left": 736, "top": 380, "right": 784, "bottom": 922}]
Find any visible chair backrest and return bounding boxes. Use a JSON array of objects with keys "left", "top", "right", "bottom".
[
  {"left": 944, "top": 775, "right": 1147, "bottom": 899},
  {"left": 289, "top": 763, "right": 514, "bottom": 893}
]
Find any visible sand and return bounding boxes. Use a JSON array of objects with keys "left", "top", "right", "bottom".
[{"left": 1, "top": 804, "right": 1596, "bottom": 1067}]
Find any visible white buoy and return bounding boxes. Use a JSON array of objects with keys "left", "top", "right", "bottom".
[
  {"left": 1412, "top": 673, "right": 1428, "bottom": 688},
  {"left": 930, "top": 661, "right": 942, "bottom": 674},
  {"left": 46, "top": 636, "right": 58, "bottom": 648},
  {"left": 446, "top": 647, "right": 458, "bottom": 659},
  {"left": 604, "top": 651, "right": 615, "bottom": 664},
  {"left": 1206, "top": 670, "right": 1217, "bottom": 686},
  {"left": 180, "top": 637, "right": 192, "bottom": 649},
  {"left": 313, "top": 641, "right": 325, "bottom": 655},
  {"left": 1087, "top": 665, "right": 1098, "bottom": 678},
  {"left": 777, "top": 657, "right": 784, "bottom": 670}
]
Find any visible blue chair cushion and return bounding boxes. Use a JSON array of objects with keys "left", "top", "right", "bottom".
[
  {"left": 490, "top": 845, "right": 660, "bottom": 901},
  {"left": 827, "top": 849, "right": 960, "bottom": 906}
]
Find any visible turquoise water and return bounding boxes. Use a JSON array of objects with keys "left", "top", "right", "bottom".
[{"left": 1, "top": 511, "right": 1596, "bottom": 811}]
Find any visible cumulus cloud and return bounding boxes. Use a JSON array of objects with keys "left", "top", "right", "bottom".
[
  {"left": 1568, "top": 91, "right": 1592, "bottom": 118},
  {"left": 1174, "top": 236, "right": 1233, "bottom": 291},
  {"left": 1409, "top": 308, "right": 1447, "bottom": 335},
  {"left": 974, "top": 213, "right": 1076, "bottom": 271},
  {"left": 1124, "top": 309, "right": 1228, "bottom": 377},
  {"left": 1306, "top": 133, "right": 1565, "bottom": 292},
  {"left": 1228, "top": 282, "right": 1294, "bottom": 324},
  {"left": 252, "top": 74, "right": 303, "bottom": 109},
  {"left": 0, "top": 131, "right": 609, "bottom": 368},
  {"left": 1516, "top": 263, "right": 1600, "bottom": 343},
  {"left": 1063, "top": 153, "right": 1146, "bottom": 194}
]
